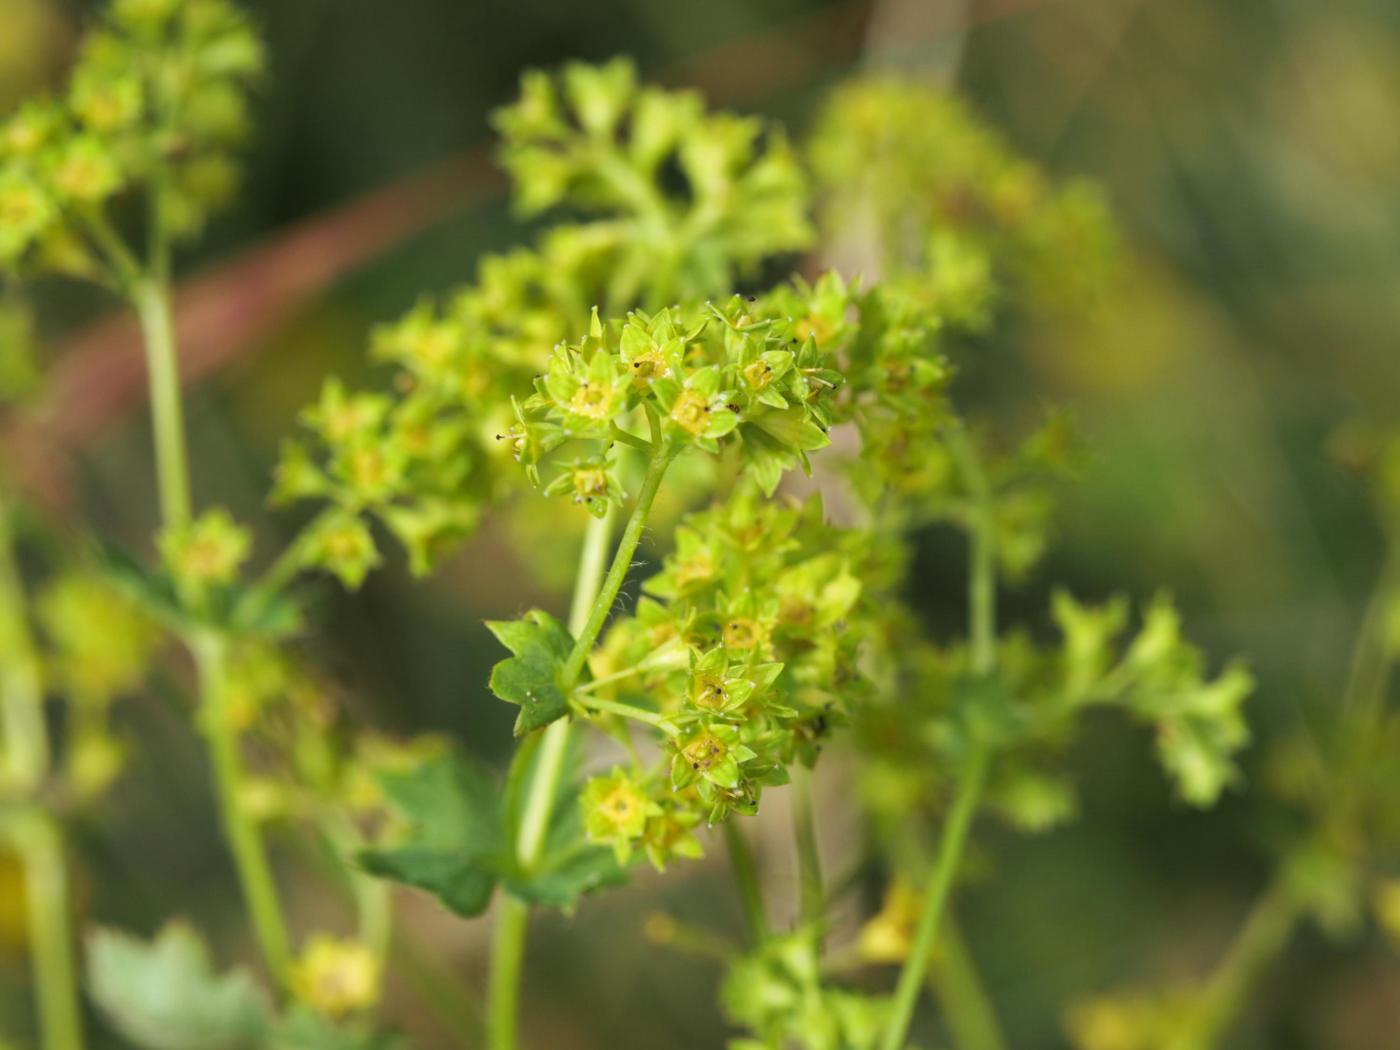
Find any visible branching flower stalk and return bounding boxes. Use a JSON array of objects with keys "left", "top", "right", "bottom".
[
  {"left": 490, "top": 426, "right": 676, "bottom": 1048},
  {"left": 879, "top": 427, "right": 996, "bottom": 1050},
  {"left": 486, "top": 511, "right": 615, "bottom": 1050},
  {"left": 0, "top": 0, "right": 311, "bottom": 1001},
  {"left": 930, "top": 919, "right": 1009, "bottom": 1050},
  {"left": 189, "top": 628, "right": 294, "bottom": 984},
  {"left": 105, "top": 179, "right": 296, "bottom": 988}
]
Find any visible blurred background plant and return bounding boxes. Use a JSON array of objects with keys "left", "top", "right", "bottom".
[{"left": 0, "top": 0, "right": 1398, "bottom": 1048}]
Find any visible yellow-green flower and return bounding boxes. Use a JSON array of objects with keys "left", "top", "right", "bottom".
[
  {"left": 291, "top": 934, "right": 381, "bottom": 1017},
  {"left": 159, "top": 508, "right": 251, "bottom": 590},
  {"left": 583, "top": 768, "right": 657, "bottom": 862}
]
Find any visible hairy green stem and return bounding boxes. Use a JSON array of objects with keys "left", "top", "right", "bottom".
[
  {"left": 1171, "top": 877, "right": 1299, "bottom": 1050},
  {"left": 489, "top": 488, "right": 636, "bottom": 1050},
  {"left": 931, "top": 918, "right": 1008, "bottom": 1050},
  {"left": 724, "top": 820, "right": 767, "bottom": 942},
  {"left": 792, "top": 764, "right": 825, "bottom": 928},
  {"left": 323, "top": 812, "right": 392, "bottom": 965},
  {"left": 193, "top": 633, "right": 293, "bottom": 986},
  {"left": 0, "top": 502, "right": 83, "bottom": 1050},
  {"left": 133, "top": 279, "right": 191, "bottom": 529},
  {"left": 881, "top": 426, "right": 996, "bottom": 1050},
  {"left": 574, "top": 694, "right": 678, "bottom": 735},
  {"left": 560, "top": 441, "right": 674, "bottom": 689}
]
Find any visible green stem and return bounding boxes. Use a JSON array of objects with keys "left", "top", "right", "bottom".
[
  {"left": 514, "top": 504, "right": 619, "bottom": 875},
  {"left": 930, "top": 917, "right": 1008, "bottom": 1050},
  {"left": 724, "top": 820, "right": 767, "bottom": 943},
  {"left": 574, "top": 695, "right": 678, "bottom": 736},
  {"left": 792, "top": 764, "right": 824, "bottom": 928},
  {"left": 560, "top": 441, "right": 674, "bottom": 690},
  {"left": 487, "top": 499, "right": 626, "bottom": 1050},
  {"left": 323, "top": 813, "right": 392, "bottom": 965},
  {"left": 881, "top": 425, "right": 996, "bottom": 1050},
  {"left": 193, "top": 632, "right": 293, "bottom": 987},
  {"left": 242, "top": 507, "right": 340, "bottom": 616},
  {"left": 572, "top": 639, "right": 687, "bottom": 693},
  {"left": 123, "top": 235, "right": 296, "bottom": 990},
  {"left": 132, "top": 279, "right": 191, "bottom": 529},
  {"left": 1341, "top": 543, "right": 1400, "bottom": 743},
  {"left": 879, "top": 746, "right": 989, "bottom": 1050},
  {"left": 487, "top": 897, "right": 529, "bottom": 1050},
  {"left": 0, "top": 501, "right": 83, "bottom": 1050},
  {"left": 0, "top": 501, "right": 47, "bottom": 788},
  {"left": 1171, "top": 876, "right": 1300, "bottom": 1050},
  {"left": 12, "top": 813, "right": 83, "bottom": 1050}
]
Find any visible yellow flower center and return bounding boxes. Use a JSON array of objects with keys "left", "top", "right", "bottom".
[
  {"left": 600, "top": 785, "right": 642, "bottom": 828},
  {"left": 4, "top": 120, "right": 43, "bottom": 155},
  {"left": 692, "top": 672, "right": 727, "bottom": 710},
  {"left": 743, "top": 359, "right": 773, "bottom": 390},
  {"left": 723, "top": 618, "right": 763, "bottom": 650},
  {"left": 796, "top": 314, "right": 832, "bottom": 346},
  {"left": 180, "top": 538, "right": 236, "bottom": 582},
  {"left": 629, "top": 350, "right": 668, "bottom": 384},
  {"left": 292, "top": 936, "right": 380, "bottom": 1018},
  {"left": 325, "top": 527, "right": 366, "bottom": 562},
  {"left": 682, "top": 733, "right": 727, "bottom": 772},
  {"left": 572, "top": 468, "right": 609, "bottom": 501},
  {"left": 410, "top": 325, "right": 455, "bottom": 367},
  {"left": 56, "top": 155, "right": 112, "bottom": 202},
  {"left": 0, "top": 185, "right": 43, "bottom": 228},
  {"left": 350, "top": 448, "right": 387, "bottom": 491},
  {"left": 669, "top": 390, "right": 710, "bottom": 435},
  {"left": 79, "top": 91, "right": 135, "bottom": 131},
  {"left": 570, "top": 382, "right": 614, "bottom": 420}
]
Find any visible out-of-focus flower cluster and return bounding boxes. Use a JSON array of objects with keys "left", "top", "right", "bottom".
[
  {"left": 857, "top": 590, "right": 1253, "bottom": 850},
  {"left": 808, "top": 78, "right": 1117, "bottom": 323},
  {"left": 0, "top": 0, "right": 262, "bottom": 276},
  {"left": 495, "top": 57, "right": 812, "bottom": 311},
  {"left": 278, "top": 58, "right": 815, "bottom": 586}
]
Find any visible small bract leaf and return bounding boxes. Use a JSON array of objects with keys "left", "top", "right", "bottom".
[{"left": 486, "top": 609, "right": 576, "bottom": 735}]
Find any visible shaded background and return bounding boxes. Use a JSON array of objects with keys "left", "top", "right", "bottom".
[{"left": 2, "top": 0, "right": 1399, "bottom": 1046}]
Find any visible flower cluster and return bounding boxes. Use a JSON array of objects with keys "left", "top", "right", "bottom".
[
  {"left": 0, "top": 0, "right": 262, "bottom": 275},
  {"left": 808, "top": 78, "right": 1117, "bottom": 321},
  {"left": 495, "top": 57, "right": 812, "bottom": 311},
  {"left": 855, "top": 590, "right": 1253, "bottom": 846},
  {"left": 289, "top": 934, "right": 381, "bottom": 1019},
  {"left": 273, "top": 365, "right": 498, "bottom": 585},
  {"left": 578, "top": 490, "right": 882, "bottom": 862},
  {"left": 278, "top": 60, "right": 820, "bottom": 589},
  {"left": 721, "top": 927, "right": 887, "bottom": 1050},
  {"left": 508, "top": 292, "right": 844, "bottom": 502}
]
